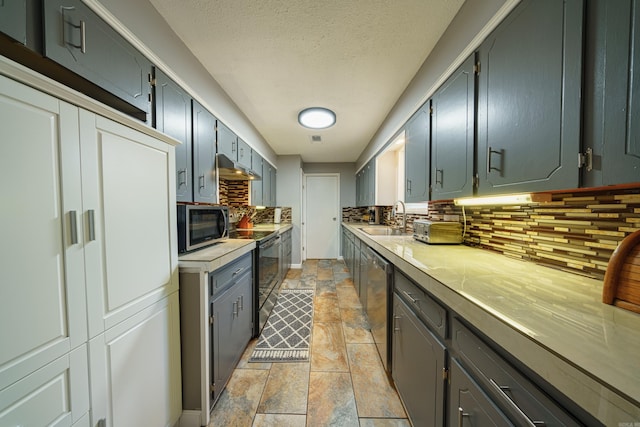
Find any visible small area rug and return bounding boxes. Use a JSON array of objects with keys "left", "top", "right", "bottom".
[{"left": 249, "top": 289, "right": 314, "bottom": 363}]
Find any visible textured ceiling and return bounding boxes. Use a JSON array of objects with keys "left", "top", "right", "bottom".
[{"left": 147, "top": 0, "right": 464, "bottom": 162}]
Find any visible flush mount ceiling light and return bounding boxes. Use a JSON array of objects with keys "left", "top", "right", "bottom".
[{"left": 298, "top": 107, "right": 336, "bottom": 129}]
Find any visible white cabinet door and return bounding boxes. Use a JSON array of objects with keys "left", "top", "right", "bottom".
[
  {"left": 88, "top": 294, "right": 182, "bottom": 427},
  {"left": 80, "top": 111, "right": 179, "bottom": 337},
  {"left": 0, "top": 345, "right": 89, "bottom": 427},
  {"left": 0, "top": 76, "right": 87, "bottom": 390}
]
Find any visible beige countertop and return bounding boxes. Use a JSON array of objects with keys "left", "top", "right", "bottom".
[
  {"left": 343, "top": 222, "right": 640, "bottom": 425},
  {"left": 178, "top": 239, "right": 255, "bottom": 273},
  {"left": 177, "top": 224, "right": 292, "bottom": 272}
]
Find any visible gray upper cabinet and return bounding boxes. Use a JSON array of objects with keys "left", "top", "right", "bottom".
[
  {"left": 43, "top": 0, "right": 152, "bottom": 118},
  {"left": 356, "top": 160, "right": 375, "bottom": 207},
  {"left": 237, "top": 138, "right": 252, "bottom": 170},
  {"left": 269, "top": 165, "right": 277, "bottom": 206},
  {"left": 405, "top": 103, "right": 431, "bottom": 202},
  {"left": 358, "top": 168, "right": 365, "bottom": 206},
  {"left": 192, "top": 99, "right": 217, "bottom": 203},
  {"left": 366, "top": 160, "right": 375, "bottom": 206},
  {"left": 154, "top": 68, "right": 192, "bottom": 203},
  {"left": 476, "top": 0, "right": 583, "bottom": 195},
  {"left": 217, "top": 121, "right": 237, "bottom": 161},
  {"left": 251, "top": 153, "right": 263, "bottom": 206},
  {"left": 262, "top": 161, "right": 276, "bottom": 207},
  {"left": 584, "top": 0, "right": 640, "bottom": 186},
  {"left": 0, "top": 0, "right": 27, "bottom": 45},
  {"left": 431, "top": 55, "right": 475, "bottom": 200}
]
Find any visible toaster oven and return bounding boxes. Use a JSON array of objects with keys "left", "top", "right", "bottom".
[{"left": 413, "top": 219, "right": 462, "bottom": 244}]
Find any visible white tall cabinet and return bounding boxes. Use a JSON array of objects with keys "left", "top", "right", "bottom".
[{"left": 0, "top": 66, "right": 181, "bottom": 427}]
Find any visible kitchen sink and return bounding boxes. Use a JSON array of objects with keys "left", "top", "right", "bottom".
[{"left": 361, "top": 226, "right": 406, "bottom": 236}]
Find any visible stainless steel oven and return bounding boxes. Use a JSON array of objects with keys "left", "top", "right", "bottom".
[{"left": 255, "top": 232, "right": 281, "bottom": 334}]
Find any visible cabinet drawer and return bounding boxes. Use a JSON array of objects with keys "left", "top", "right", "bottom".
[
  {"left": 451, "top": 318, "right": 581, "bottom": 426},
  {"left": 394, "top": 270, "right": 446, "bottom": 338},
  {"left": 449, "top": 358, "right": 512, "bottom": 427},
  {"left": 210, "top": 253, "right": 252, "bottom": 297}
]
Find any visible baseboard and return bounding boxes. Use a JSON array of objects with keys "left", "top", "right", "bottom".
[
  {"left": 291, "top": 263, "right": 303, "bottom": 269},
  {"left": 179, "top": 410, "right": 204, "bottom": 427}
]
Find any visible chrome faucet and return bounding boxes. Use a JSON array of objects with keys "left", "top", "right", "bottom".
[{"left": 392, "top": 200, "right": 406, "bottom": 233}]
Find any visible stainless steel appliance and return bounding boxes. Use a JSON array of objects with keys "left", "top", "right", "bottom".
[
  {"left": 413, "top": 219, "right": 462, "bottom": 244},
  {"left": 229, "top": 228, "right": 282, "bottom": 336},
  {"left": 368, "top": 206, "right": 381, "bottom": 224},
  {"left": 177, "top": 204, "right": 228, "bottom": 253},
  {"left": 366, "top": 247, "right": 393, "bottom": 371}
]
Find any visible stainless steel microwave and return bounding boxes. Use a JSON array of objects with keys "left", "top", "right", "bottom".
[{"left": 177, "top": 204, "right": 229, "bottom": 253}]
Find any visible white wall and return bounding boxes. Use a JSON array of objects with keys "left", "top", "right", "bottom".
[
  {"left": 357, "top": 0, "right": 517, "bottom": 170},
  {"left": 302, "top": 163, "right": 357, "bottom": 208},
  {"left": 276, "top": 155, "right": 303, "bottom": 266},
  {"left": 88, "top": 0, "right": 278, "bottom": 166}
]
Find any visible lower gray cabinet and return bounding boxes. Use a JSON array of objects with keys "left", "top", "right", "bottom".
[
  {"left": 448, "top": 358, "right": 512, "bottom": 427},
  {"left": 450, "top": 318, "right": 585, "bottom": 427},
  {"left": 392, "top": 293, "right": 446, "bottom": 426},
  {"left": 210, "top": 254, "right": 253, "bottom": 404}
]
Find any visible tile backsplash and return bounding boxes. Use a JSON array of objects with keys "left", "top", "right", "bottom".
[
  {"left": 454, "top": 188, "right": 640, "bottom": 279},
  {"left": 343, "top": 186, "right": 640, "bottom": 280}
]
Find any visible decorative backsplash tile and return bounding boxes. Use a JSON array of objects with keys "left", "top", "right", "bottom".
[
  {"left": 228, "top": 206, "right": 292, "bottom": 226},
  {"left": 428, "top": 188, "right": 640, "bottom": 279},
  {"left": 343, "top": 186, "right": 640, "bottom": 280},
  {"left": 221, "top": 179, "right": 249, "bottom": 206}
]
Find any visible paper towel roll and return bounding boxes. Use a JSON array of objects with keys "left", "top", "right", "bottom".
[{"left": 274, "top": 207, "right": 282, "bottom": 224}]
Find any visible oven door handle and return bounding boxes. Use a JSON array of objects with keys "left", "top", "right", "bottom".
[{"left": 260, "top": 235, "right": 281, "bottom": 249}]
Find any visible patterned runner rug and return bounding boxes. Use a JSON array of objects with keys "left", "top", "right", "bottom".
[{"left": 249, "top": 289, "right": 314, "bottom": 362}]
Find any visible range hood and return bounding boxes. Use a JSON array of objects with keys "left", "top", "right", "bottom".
[{"left": 216, "top": 153, "right": 261, "bottom": 181}]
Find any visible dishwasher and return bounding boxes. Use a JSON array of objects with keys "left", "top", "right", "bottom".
[{"left": 365, "top": 247, "right": 393, "bottom": 371}]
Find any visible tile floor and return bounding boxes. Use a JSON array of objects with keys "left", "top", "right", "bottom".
[{"left": 210, "top": 259, "right": 410, "bottom": 427}]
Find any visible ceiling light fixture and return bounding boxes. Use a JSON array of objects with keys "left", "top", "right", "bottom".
[{"left": 298, "top": 107, "right": 336, "bottom": 129}]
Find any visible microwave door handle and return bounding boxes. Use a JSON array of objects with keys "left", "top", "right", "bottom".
[{"left": 220, "top": 211, "right": 228, "bottom": 237}]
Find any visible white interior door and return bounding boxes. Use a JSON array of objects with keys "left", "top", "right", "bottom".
[{"left": 304, "top": 174, "right": 340, "bottom": 259}]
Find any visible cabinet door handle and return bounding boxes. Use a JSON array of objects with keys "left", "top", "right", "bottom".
[
  {"left": 402, "top": 290, "right": 418, "bottom": 304},
  {"left": 458, "top": 407, "right": 470, "bottom": 427},
  {"left": 393, "top": 315, "right": 401, "bottom": 332},
  {"left": 232, "top": 267, "right": 244, "bottom": 277},
  {"left": 87, "top": 209, "right": 96, "bottom": 242},
  {"left": 487, "top": 147, "right": 504, "bottom": 176},
  {"left": 199, "top": 174, "right": 205, "bottom": 190},
  {"left": 178, "top": 168, "right": 188, "bottom": 187},
  {"left": 232, "top": 301, "right": 238, "bottom": 318},
  {"left": 69, "top": 210, "right": 79, "bottom": 245},
  {"left": 406, "top": 179, "right": 412, "bottom": 194},
  {"left": 61, "top": 7, "right": 86, "bottom": 53},
  {"left": 238, "top": 295, "right": 244, "bottom": 311},
  {"left": 79, "top": 19, "right": 86, "bottom": 53},
  {"left": 489, "top": 378, "right": 543, "bottom": 427},
  {"left": 435, "top": 169, "right": 443, "bottom": 186}
]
